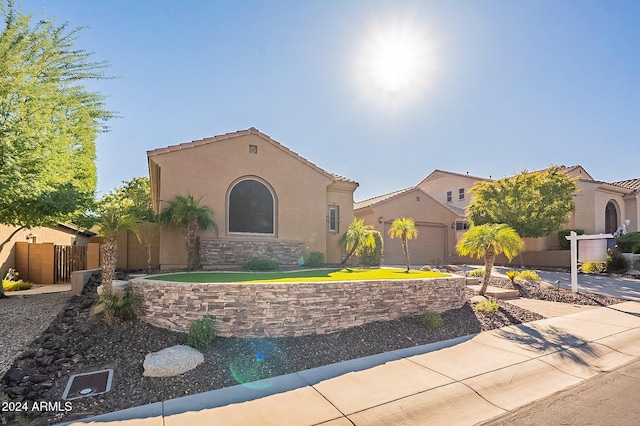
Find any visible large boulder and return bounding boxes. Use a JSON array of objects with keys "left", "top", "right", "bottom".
[{"left": 143, "top": 345, "right": 204, "bottom": 377}]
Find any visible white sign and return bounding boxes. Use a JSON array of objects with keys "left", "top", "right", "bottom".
[
  {"left": 566, "top": 232, "right": 614, "bottom": 293},
  {"left": 578, "top": 239, "right": 608, "bottom": 263}
]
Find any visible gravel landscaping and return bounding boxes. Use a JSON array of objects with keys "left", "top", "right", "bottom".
[{"left": 0, "top": 272, "right": 628, "bottom": 425}]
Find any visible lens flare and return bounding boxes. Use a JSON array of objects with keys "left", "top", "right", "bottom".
[{"left": 228, "top": 340, "right": 288, "bottom": 389}]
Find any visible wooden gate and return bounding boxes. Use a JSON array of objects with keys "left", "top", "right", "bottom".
[{"left": 54, "top": 245, "right": 87, "bottom": 283}]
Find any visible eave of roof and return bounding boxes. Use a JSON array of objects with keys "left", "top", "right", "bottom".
[{"left": 147, "top": 128, "right": 358, "bottom": 185}]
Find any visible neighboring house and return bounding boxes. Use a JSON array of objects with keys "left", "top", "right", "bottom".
[
  {"left": 358, "top": 165, "right": 640, "bottom": 268},
  {"left": 354, "top": 187, "right": 461, "bottom": 265},
  {"left": 147, "top": 128, "right": 358, "bottom": 269},
  {"left": 0, "top": 223, "right": 96, "bottom": 282}
]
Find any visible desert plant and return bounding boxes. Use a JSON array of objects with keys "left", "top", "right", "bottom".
[
  {"left": 475, "top": 299, "right": 499, "bottom": 313},
  {"left": 616, "top": 231, "right": 640, "bottom": 254},
  {"left": 388, "top": 217, "right": 419, "bottom": 272},
  {"left": 505, "top": 270, "right": 520, "bottom": 283},
  {"left": 243, "top": 258, "right": 279, "bottom": 271},
  {"left": 306, "top": 252, "right": 325, "bottom": 268},
  {"left": 188, "top": 317, "right": 216, "bottom": 350},
  {"left": 100, "top": 289, "right": 141, "bottom": 325},
  {"left": 607, "top": 251, "right": 630, "bottom": 273},
  {"left": 2, "top": 280, "right": 32, "bottom": 292},
  {"left": 581, "top": 262, "right": 606, "bottom": 274},
  {"left": 456, "top": 224, "right": 524, "bottom": 296},
  {"left": 418, "top": 311, "right": 444, "bottom": 330},
  {"left": 340, "top": 218, "right": 376, "bottom": 265},
  {"left": 359, "top": 231, "right": 383, "bottom": 266},
  {"left": 158, "top": 194, "right": 218, "bottom": 270},
  {"left": 558, "top": 229, "right": 585, "bottom": 250},
  {"left": 517, "top": 270, "right": 541, "bottom": 281},
  {"left": 468, "top": 269, "right": 484, "bottom": 277}
]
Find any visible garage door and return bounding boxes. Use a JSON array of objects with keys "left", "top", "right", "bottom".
[{"left": 382, "top": 223, "right": 446, "bottom": 266}]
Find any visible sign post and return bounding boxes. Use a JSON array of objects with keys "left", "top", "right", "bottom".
[{"left": 565, "top": 232, "right": 614, "bottom": 293}]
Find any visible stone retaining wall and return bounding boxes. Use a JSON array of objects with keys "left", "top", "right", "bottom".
[
  {"left": 130, "top": 275, "right": 466, "bottom": 337},
  {"left": 199, "top": 237, "right": 305, "bottom": 267}
]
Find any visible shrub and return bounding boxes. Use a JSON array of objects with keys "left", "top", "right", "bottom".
[
  {"left": 359, "top": 231, "right": 383, "bottom": 266},
  {"left": 616, "top": 232, "right": 640, "bottom": 254},
  {"left": 418, "top": 311, "right": 444, "bottom": 330},
  {"left": 306, "top": 252, "right": 325, "bottom": 268},
  {"left": 188, "top": 317, "right": 216, "bottom": 350},
  {"left": 468, "top": 269, "right": 484, "bottom": 277},
  {"left": 558, "top": 229, "right": 585, "bottom": 250},
  {"left": 607, "top": 251, "right": 630, "bottom": 273},
  {"left": 100, "top": 289, "right": 141, "bottom": 325},
  {"left": 505, "top": 270, "right": 519, "bottom": 283},
  {"left": 2, "top": 280, "right": 32, "bottom": 292},
  {"left": 517, "top": 270, "right": 540, "bottom": 281},
  {"left": 581, "top": 262, "right": 605, "bottom": 273},
  {"left": 475, "top": 299, "right": 499, "bottom": 313},
  {"left": 243, "top": 258, "right": 279, "bottom": 271}
]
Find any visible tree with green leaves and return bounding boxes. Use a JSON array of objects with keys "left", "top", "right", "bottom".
[
  {"left": 456, "top": 223, "right": 524, "bottom": 296},
  {"left": 340, "top": 218, "right": 376, "bottom": 265},
  {"left": 0, "top": 1, "right": 113, "bottom": 297},
  {"left": 158, "top": 194, "right": 218, "bottom": 270},
  {"left": 388, "top": 217, "right": 418, "bottom": 272},
  {"left": 466, "top": 167, "right": 577, "bottom": 239},
  {"left": 100, "top": 177, "right": 154, "bottom": 222}
]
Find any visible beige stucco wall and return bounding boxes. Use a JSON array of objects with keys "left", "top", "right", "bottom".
[
  {"left": 0, "top": 224, "right": 90, "bottom": 277},
  {"left": 418, "top": 172, "right": 484, "bottom": 211},
  {"left": 355, "top": 188, "right": 460, "bottom": 265},
  {"left": 625, "top": 195, "right": 639, "bottom": 233},
  {"left": 149, "top": 132, "right": 356, "bottom": 268}
]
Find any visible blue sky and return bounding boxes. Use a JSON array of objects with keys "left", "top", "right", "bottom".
[{"left": 18, "top": 0, "right": 640, "bottom": 201}]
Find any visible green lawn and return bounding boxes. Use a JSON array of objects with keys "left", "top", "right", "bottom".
[{"left": 146, "top": 268, "right": 450, "bottom": 283}]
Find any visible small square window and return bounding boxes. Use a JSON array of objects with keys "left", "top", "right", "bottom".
[
  {"left": 455, "top": 221, "right": 469, "bottom": 231},
  {"left": 249, "top": 144, "right": 258, "bottom": 154},
  {"left": 446, "top": 191, "right": 452, "bottom": 202},
  {"left": 459, "top": 188, "right": 465, "bottom": 200}
]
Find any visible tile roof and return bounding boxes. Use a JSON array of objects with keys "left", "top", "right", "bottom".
[
  {"left": 354, "top": 187, "right": 415, "bottom": 210},
  {"left": 147, "top": 128, "right": 358, "bottom": 185},
  {"left": 613, "top": 178, "right": 640, "bottom": 192}
]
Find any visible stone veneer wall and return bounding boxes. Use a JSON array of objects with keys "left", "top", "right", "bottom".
[
  {"left": 199, "top": 237, "right": 305, "bottom": 266},
  {"left": 130, "top": 276, "right": 466, "bottom": 337}
]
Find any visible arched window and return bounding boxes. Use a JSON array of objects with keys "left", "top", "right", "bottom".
[
  {"left": 228, "top": 179, "right": 274, "bottom": 234},
  {"left": 605, "top": 201, "right": 618, "bottom": 235}
]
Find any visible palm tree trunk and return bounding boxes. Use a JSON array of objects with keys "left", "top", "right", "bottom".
[
  {"left": 481, "top": 247, "right": 496, "bottom": 296},
  {"left": 183, "top": 220, "right": 199, "bottom": 270},
  {"left": 402, "top": 236, "right": 410, "bottom": 272},
  {"left": 340, "top": 243, "right": 359, "bottom": 265},
  {"left": 100, "top": 238, "right": 118, "bottom": 295}
]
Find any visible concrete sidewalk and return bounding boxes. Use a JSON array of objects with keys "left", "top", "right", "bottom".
[{"left": 61, "top": 301, "right": 640, "bottom": 426}]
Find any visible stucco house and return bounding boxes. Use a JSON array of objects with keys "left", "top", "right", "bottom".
[
  {"left": 358, "top": 165, "right": 640, "bottom": 268},
  {"left": 147, "top": 128, "right": 358, "bottom": 270}
]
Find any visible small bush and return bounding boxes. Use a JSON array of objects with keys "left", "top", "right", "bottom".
[
  {"left": 517, "top": 270, "right": 540, "bottom": 281},
  {"left": 616, "top": 232, "right": 640, "bottom": 254},
  {"left": 359, "top": 231, "right": 383, "bottom": 266},
  {"left": 468, "top": 269, "right": 484, "bottom": 277},
  {"left": 243, "top": 258, "right": 279, "bottom": 271},
  {"left": 475, "top": 299, "right": 499, "bottom": 313},
  {"left": 418, "top": 311, "right": 444, "bottom": 330},
  {"left": 607, "top": 251, "right": 630, "bottom": 273},
  {"left": 306, "top": 252, "right": 325, "bottom": 268},
  {"left": 188, "top": 317, "right": 216, "bottom": 350},
  {"left": 505, "top": 270, "right": 519, "bottom": 283},
  {"left": 581, "top": 262, "right": 606, "bottom": 273},
  {"left": 2, "top": 280, "right": 32, "bottom": 292},
  {"left": 100, "top": 289, "right": 141, "bottom": 325},
  {"left": 558, "top": 229, "right": 585, "bottom": 250}
]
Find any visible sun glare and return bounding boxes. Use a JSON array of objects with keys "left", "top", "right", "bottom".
[{"left": 352, "top": 13, "right": 439, "bottom": 111}]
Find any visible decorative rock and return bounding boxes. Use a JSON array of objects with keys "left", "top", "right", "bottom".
[
  {"left": 420, "top": 265, "right": 432, "bottom": 271},
  {"left": 4, "top": 367, "right": 25, "bottom": 384},
  {"left": 143, "top": 345, "right": 204, "bottom": 377},
  {"left": 469, "top": 295, "right": 488, "bottom": 304},
  {"left": 539, "top": 281, "right": 557, "bottom": 290}
]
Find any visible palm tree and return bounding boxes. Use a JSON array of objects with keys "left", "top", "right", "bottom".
[
  {"left": 340, "top": 218, "right": 376, "bottom": 265},
  {"left": 456, "top": 223, "right": 524, "bottom": 296},
  {"left": 95, "top": 206, "right": 140, "bottom": 294},
  {"left": 158, "top": 194, "right": 218, "bottom": 270},
  {"left": 388, "top": 217, "right": 418, "bottom": 272}
]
